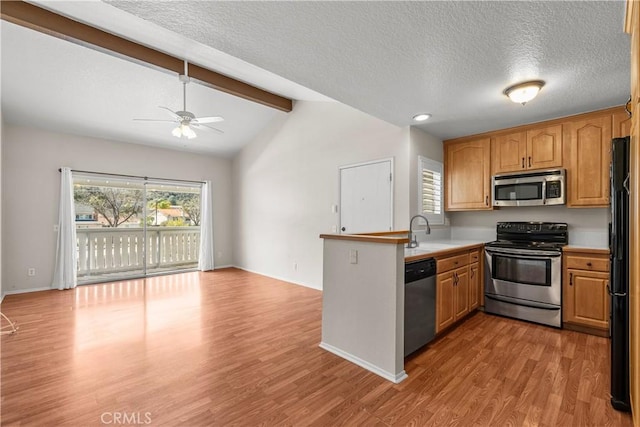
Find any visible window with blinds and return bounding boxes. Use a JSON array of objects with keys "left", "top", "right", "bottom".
[{"left": 418, "top": 156, "right": 444, "bottom": 225}]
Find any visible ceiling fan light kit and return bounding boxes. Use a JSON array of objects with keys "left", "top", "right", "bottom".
[
  {"left": 134, "top": 61, "right": 225, "bottom": 139},
  {"left": 503, "top": 80, "right": 545, "bottom": 105}
]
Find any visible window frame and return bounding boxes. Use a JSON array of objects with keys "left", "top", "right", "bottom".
[{"left": 417, "top": 156, "right": 444, "bottom": 225}]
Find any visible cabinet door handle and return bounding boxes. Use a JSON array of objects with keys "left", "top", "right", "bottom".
[
  {"left": 528, "top": 156, "right": 532, "bottom": 167},
  {"left": 471, "top": 268, "right": 475, "bottom": 278},
  {"left": 569, "top": 272, "right": 573, "bottom": 286},
  {"left": 522, "top": 157, "right": 525, "bottom": 168},
  {"left": 453, "top": 272, "right": 458, "bottom": 286},
  {"left": 485, "top": 196, "right": 489, "bottom": 206}
]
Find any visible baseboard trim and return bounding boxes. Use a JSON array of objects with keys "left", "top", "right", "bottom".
[
  {"left": 232, "top": 266, "right": 322, "bottom": 291},
  {"left": 212, "top": 264, "right": 234, "bottom": 270},
  {"left": 319, "top": 341, "right": 407, "bottom": 384},
  {"left": 2, "top": 286, "right": 53, "bottom": 298}
]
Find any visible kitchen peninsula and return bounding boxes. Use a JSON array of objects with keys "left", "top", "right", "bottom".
[{"left": 319, "top": 231, "right": 483, "bottom": 383}]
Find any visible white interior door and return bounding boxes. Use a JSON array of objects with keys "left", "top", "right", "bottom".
[{"left": 339, "top": 159, "right": 393, "bottom": 234}]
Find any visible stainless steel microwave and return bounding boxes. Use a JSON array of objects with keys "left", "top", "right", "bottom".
[{"left": 492, "top": 168, "right": 566, "bottom": 207}]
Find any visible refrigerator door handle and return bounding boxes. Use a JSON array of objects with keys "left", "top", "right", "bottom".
[
  {"left": 623, "top": 175, "right": 630, "bottom": 195},
  {"left": 607, "top": 284, "right": 628, "bottom": 297}
]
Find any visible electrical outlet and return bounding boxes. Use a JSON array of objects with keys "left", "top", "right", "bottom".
[
  {"left": 293, "top": 262, "right": 298, "bottom": 271},
  {"left": 331, "top": 225, "right": 337, "bottom": 233},
  {"left": 27, "top": 268, "right": 36, "bottom": 277},
  {"left": 349, "top": 249, "right": 358, "bottom": 264}
]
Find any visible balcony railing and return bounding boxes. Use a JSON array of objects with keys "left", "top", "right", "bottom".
[{"left": 76, "top": 226, "right": 200, "bottom": 280}]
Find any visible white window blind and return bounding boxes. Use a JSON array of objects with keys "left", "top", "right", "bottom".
[{"left": 418, "top": 156, "right": 444, "bottom": 225}]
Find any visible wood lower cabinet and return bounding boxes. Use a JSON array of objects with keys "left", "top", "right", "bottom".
[
  {"left": 562, "top": 249, "right": 610, "bottom": 335},
  {"left": 436, "top": 247, "right": 482, "bottom": 334},
  {"left": 436, "top": 270, "right": 456, "bottom": 332},
  {"left": 468, "top": 261, "right": 480, "bottom": 311},
  {"left": 565, "top": 113, "right": 612, "bottom": 207},
  {"left": 444, "top": 138, "right": 491, "bottom": 211}
]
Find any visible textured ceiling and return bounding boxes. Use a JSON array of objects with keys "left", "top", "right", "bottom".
[
  {"left": 1, "top": 1, "right": 631, "bottom": 154},
  {"left": 106, "top": 0, "right": 631, "bottom": 140}
]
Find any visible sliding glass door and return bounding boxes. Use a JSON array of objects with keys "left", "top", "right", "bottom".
[{"left": 73, "top": 173, "right": 202, "bottom": 284}]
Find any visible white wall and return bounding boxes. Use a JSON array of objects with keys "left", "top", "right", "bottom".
[
  {"left": 409, "top": 126, "right": 450, "bottom": 241},
  {"left": 232, "top": 101, "right": 410, "bottom": 290},
  {"left": 0, "top": 114, "right": 3, "bottom": 299},
  {"left": 450, "top": 206, "right": 610, "bottom": 248},
  {"left": 1, "top": 125, "right": 233, "bottom": 293}
]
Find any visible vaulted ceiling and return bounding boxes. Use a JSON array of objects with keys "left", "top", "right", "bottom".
[{"left": 1, "top": 1, "right": 631, "bottom": 156}]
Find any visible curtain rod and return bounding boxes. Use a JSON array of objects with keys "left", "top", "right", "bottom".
[{"left": 57, "top": 168, "right": 205, "bottom": 185}]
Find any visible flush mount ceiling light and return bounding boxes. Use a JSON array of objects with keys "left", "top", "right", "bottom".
[
  {"left": 503, "top": 80, "right": 545, "bottom": 105},
  {"left": 412, "top": 113, "right": 432, "bottom": 122}
]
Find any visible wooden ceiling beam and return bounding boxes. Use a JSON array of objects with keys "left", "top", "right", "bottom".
[{"left": 0, "top": 1, "right": 293, "bottom": 112}]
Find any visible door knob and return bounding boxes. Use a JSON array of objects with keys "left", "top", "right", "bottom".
[{"left": 341, "top": 227, "right": 346, "bottom": 232}]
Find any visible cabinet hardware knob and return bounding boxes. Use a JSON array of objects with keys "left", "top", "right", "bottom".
[
  {"left": 471, "top": 268, "right": 475, "bottom": 278},
  {"left": 569, "top": 272, "right": 573, "bottom": 286},
  {"left": 586, "top": 262, "right": 592, "bottom": 267}
]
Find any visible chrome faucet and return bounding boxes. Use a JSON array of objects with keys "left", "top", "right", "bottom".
[{"left": 407, "top": 214, "right": 431, "bottom": 248}]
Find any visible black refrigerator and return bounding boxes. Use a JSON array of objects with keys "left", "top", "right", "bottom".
[{"left": 610, "top": 136, "right": 631, "bottom": 412}]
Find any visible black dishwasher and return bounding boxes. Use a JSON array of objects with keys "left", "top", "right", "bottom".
[{"left": 404, "top": 258, "right": 437, "bottom": 357}]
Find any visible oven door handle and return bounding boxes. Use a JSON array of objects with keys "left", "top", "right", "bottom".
[
  {"left": 485, "top": 294, "right": 561, "bottom": 311},
  {"left": 485, "top": 248, "right": 562, "bottom": 258}
]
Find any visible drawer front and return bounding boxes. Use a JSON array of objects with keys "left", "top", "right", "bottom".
[
  {"left": 469, "top": 249, "right": 481, "bottom": 263},
  {"left": 437, "top": 253, "right": 469, "bottom": 272},
  {"left": 565, "top": 255, "right": 610, "bottom": 272}
]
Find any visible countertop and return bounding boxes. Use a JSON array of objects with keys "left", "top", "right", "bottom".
[{"left": 404, "top": 240, "right": 486, "bottom": 262}]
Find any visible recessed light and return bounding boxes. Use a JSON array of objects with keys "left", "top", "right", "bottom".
[{"left": 413, "top": 113, "right": 432, "bottom": 122}]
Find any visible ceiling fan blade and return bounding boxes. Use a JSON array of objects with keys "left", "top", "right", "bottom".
[
  {"left": 158, "top": 106, "right": 182, "bottom": 121},
  {"left": 133, "top": 118, "right": 178, "bottom": 123},
  {"left": 191, "top": 116, "right": 224, "bottom": 124},
  {"left": 199, "top": 123, "right": 224, "bottom": 134}
]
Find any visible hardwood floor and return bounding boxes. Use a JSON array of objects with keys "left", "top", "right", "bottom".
[{"left": 0, "top": 268, "right": 633, "bottom": 426}]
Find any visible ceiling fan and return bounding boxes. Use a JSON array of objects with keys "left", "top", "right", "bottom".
[{"left": 134, "top": 71, "right": 224, "bottom": 139}]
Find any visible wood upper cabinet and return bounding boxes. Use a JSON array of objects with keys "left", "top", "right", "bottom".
[
  {"left": 526, "top": 125, "right": 563, "bottom": 170},
  {"left": 444, "top": 138, "right": 491, "bottom": 211},
  {"left": 492, "top": 132, "right": 526, "bottom": 174},
  {"left": 565, "top": 113, "right": 612, "bottom": 207},
  {"left": 613, "top": 109, "right": 632, "bottom": 138},
  {"left": 492, "top": 125, "right": 562, "bottom": 174},
  {"left": 563, "top": 250, "right": 610, "bottom": 333}
]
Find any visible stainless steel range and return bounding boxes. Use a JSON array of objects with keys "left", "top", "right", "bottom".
[{"left": 484, "top": 222, "right": 568, "bottom": 328}]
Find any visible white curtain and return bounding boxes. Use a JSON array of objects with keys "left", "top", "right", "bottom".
[
  {"left": 198, "top": 180, "right": 215, "bottom": 271},
  {"left": 52, "top": 167, "right": 78, "bottom": 290}
]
